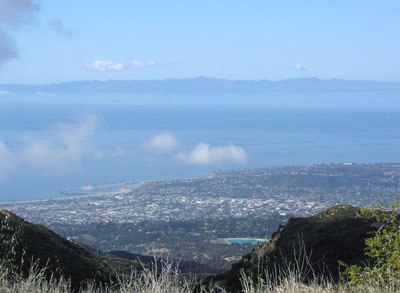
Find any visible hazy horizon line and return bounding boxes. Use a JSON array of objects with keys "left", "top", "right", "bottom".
[{"left": 2, "top": 76, "right": 400, "bottom": 87}]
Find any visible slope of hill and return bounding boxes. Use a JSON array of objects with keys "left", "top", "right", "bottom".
[
  {"left": 210, "top": 205, "right": 378, "bottom": 292},
  {"left": 0, "top": 205, "right": 392, "bottom": 292},
  {"left": 0, "top": 210, "right": 141, "bottom": 290}
]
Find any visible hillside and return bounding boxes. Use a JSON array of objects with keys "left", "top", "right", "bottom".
[
  {"left": 0, "top": 209, "right": 219, "bottom": 290},
  {"left": 0, "top": 205, "right": 393, "bottom": 292},
  {"left": 0, "top": 210, "right": 141, "bottom": 290},
  {"left": 210, "top": 205, "right": 378, "bottom": 292}
]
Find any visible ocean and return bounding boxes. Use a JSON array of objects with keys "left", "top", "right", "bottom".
[{"left": 1, "top": 92, "right": 400, "bottom": 201}]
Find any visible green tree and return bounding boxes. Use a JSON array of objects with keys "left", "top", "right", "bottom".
[{"left": 341, "top": 200, "right": 400, "bottom": 286}]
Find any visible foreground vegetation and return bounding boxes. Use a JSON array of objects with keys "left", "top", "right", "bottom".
[
  {"left": 2, "top": 200, "right": 400, "bottom": 292},
  {"left": 1, "top": 259, "right": 400, "bottom": 293}
]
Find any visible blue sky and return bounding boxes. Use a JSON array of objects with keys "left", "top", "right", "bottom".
[{"left": 0, "top": 0, "right": 399, "bottom": 84}]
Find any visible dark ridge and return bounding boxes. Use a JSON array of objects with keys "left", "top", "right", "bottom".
[
  {"left": 0, "top": 210, "right": 141, "bottom": 290},
  {"left": 207, "top": 205, "right": 378, "bottom": 292}
]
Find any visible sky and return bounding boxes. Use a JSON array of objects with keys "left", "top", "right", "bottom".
[{"left": 0, "top": 0, "right": 399, "bottom": 84}]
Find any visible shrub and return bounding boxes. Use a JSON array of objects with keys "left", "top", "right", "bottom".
[{"left": 341, "top": 200, "right": 400, "bottom": 287}]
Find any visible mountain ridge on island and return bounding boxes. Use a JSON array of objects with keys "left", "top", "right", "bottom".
[{"left": 1, "top": 77, "right": 400, "bottom": 94}]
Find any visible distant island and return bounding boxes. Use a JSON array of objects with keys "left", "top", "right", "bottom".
[{"left": 1, "top": 77, "right": 400, "bottom": 95}]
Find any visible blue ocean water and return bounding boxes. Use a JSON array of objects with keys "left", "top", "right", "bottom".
[{"left": 1, "top": 92, "right": 400, "bottom": 201}]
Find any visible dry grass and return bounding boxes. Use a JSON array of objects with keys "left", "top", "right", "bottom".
[
  {"left": 1, "top": 213, "right": 400, "bottom": 292},
  {"left": 1, "top": 258, "right": 400, "bottom": 293}
]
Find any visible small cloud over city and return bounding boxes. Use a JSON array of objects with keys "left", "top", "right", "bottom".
[
  {"left": 144, "top": 132, "right": 180, "bottom": 154},
  {"left": 176, "top": 143, "right": 247, "bottom": 165}
]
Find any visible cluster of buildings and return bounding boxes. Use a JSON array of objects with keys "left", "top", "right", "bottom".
[{"left": 1, "top": 163, "right": 399, "bottom": 226}]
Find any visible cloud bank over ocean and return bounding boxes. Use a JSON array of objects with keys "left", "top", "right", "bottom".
[
  {"left": 144, "top": 133, "right": 248, "bottom": 165},
  {"left": 0, "top": 114, "right": 100, "bottom": 178},
  {"left": 0, "top": 116, "right": 248, "bottom": 180},
  {"left": 19, "top": 114, "right": 100, "bottom": 173}
]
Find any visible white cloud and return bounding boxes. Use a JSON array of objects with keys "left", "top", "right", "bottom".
[
  {"left": 294, "top": 63, "right": 306, "bottom": 71},
  {"left": 0, "top": 0, "right": 39, "bottom": 66},
  {"left": 0, "top": 115, "right": 103, "bottom": 179},
  {"left": 85, "top": 59, "right": 162, "bottom": 72},
  {"left": 132, "top": 60, "right": 159, "bottom": 69},
  {"left": 86, "top": 60, "right": 125, "bottom": 71},
  {"left": 18, "top": 114, "right": 100, "bottom": 174},
  {"left": 0, "top": 0, "right": 39, "bottom": 27},
  {"left": 177, "top": 143, "right": 247, "bottom": 165},
  {"left": 145, "top": 132, "right": 180, "bottom": 154},
  {"left": 49, "top": 18, "right": 76, "bottom": 38}
]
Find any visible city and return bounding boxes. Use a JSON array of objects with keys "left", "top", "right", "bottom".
[
  {"left": 1, "top": 163, "right": 399, "bottom": 269},
  {"left": 2, "top": 163, "right": 399, "bottom": 226}
]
